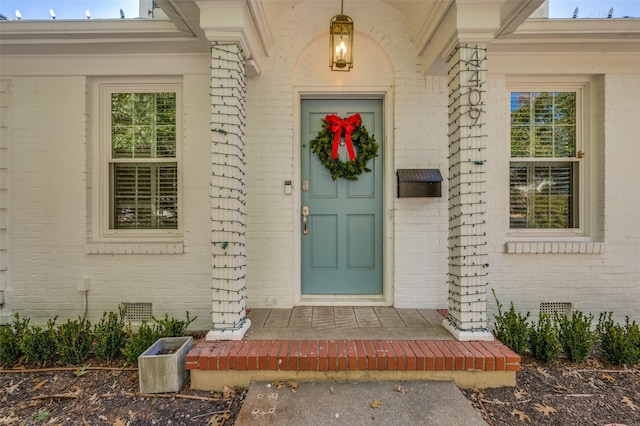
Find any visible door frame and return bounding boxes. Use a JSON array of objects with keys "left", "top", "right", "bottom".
[{"left": 292, "top": 88, "right": 395, "bottom": 306}]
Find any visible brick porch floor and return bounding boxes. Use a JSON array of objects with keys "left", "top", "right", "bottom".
[{"left": 186, "top": 308, "right": 520, "bottom": 390}]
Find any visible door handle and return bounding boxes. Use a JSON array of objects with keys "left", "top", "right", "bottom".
[{"left": 302, "top": 205, "right": 310, "bottom": 235}]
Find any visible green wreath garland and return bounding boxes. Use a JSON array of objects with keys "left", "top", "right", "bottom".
[{"left": 309, "top": 117, "right": 379, "bottom": 181}]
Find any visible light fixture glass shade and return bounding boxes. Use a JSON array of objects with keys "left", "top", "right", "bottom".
[{"left": 329, "top": 13, "right": 353, "bottom": 71}]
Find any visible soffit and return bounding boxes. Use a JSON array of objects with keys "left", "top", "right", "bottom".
[
  {"left": 4, "top": 1, "right": 634, "bottom": 67},
  {"left": 0, "top": 17, "right": 209, "bottom": 55},
  {"left": 0, "top": 0, "right": 449, "bottom": 57},
  {"left": 492, "top": 18, "right": 640, "bottom": 53}
]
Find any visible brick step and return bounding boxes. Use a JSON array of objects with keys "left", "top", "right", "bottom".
[{"left": 186, "top": 339, "right": 520, "bottom": 373}]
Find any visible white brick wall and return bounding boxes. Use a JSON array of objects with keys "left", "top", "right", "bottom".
[
  {"left": 0, "top": 3, "right": 639, "bottom": 329},
  {"left": 2, "top": 67, "right": 215, "bottom": 329},
  {"left": 0, "top": 80, "right": 9, "bottom": 323},
  {"left": 486, "top": 73, "right": 640, "bottom": 325}
]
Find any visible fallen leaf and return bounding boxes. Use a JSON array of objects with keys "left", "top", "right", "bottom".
[
  {"left": 393, "top": 385, "right": 407, "bottom": 394},
  {"left": 586, "top": 358, "right": 602, "bottom": 368},
  {"left": 585, "top": 377, "right": 598, "bottom": 389},
  {"left": 29, "top": 380, "right": 47, "bottom": 393},
  {"left": 113, "top": 419, "right": 126, "bottom": 426},
  {"left": 370, "top": 399, "right": 382, "bottom": 409},
  {"left": 536, "top": 367, "right": 550, "bottom": 378},
  {"left": 472, "top": 388, "right": 485, "bottom": 399},
  {"left": 329, "top": 386, "right": 335, "bottom": 394},
  {"left": 0, "top": 414, "right": 20, "bottom": 425},
  {"left": 223, "top": 385, "right": 235, "bottom": 399},
  {"left": 5, "top": 379, "right": 27, "bottom": 395},
  {"left": 272, "top": 381, "right": 284, "bottom": 390},
  {"left": 510, "top": 409, "right": 530, "bottom": 422},
  {"left": 552, "top": 385, "right": 569, "bottom": 394},
  {"left": 561, "top": 369, "right": 583, "bottom": 379},
  {"left": 208, "top": 412, "right": 231, "bottom": 426},
  {"left": 287, "top": 381, "right": 299, "bottom": 392},
  {"left": 622, "top": 396, "right": 637, "bottom": 410},
  {"left": 514, "top": 388, "right": 527, "bottom": 399},
  {"left": 74, "top": 366, "right": 89, "bottom": 377},
  {"left": 601, "top": 373, "right": 616, "bottom": 383},
  {"left": 534, "top": 403, "right": 558, "bottom": 416}
]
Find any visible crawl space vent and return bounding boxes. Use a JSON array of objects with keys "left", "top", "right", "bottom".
[
  {"left": 121, "top": 302, "right": 153, "bottom": 322},
  {"left": 540, "top": 302, "right": 572, "bottom": 318}
]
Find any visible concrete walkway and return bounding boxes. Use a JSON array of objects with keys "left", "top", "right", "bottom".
[{"left": 236, "top": 380, "right": 487, "bottom": 425}]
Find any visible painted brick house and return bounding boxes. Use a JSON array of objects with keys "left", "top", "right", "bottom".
[{"left": 0, "top": 0, "right": 638, "bottom": 341}]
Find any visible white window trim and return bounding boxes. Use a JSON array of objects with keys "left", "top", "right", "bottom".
[
  {"left": 91, "top": 78, "right": 183, "bottom": 244},
  {"left": 505, "top": 77, "right": 593, "bottom": 244}
]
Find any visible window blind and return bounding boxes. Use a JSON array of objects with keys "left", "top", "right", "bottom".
[{"left": 110, "top": 92, "right": 178, "bottom": 230}]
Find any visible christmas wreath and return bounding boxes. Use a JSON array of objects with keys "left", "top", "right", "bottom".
[{"left": 309, "top": 113, "right": 379, "bottom": 180}]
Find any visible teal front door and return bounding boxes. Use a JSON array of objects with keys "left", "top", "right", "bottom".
[{"left": 301, "top": 99, "right": 383, "bottom": 295}]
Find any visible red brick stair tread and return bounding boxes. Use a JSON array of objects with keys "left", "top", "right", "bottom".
[{"left": 186, "top": 339, "right": 520, "bottom": 372}]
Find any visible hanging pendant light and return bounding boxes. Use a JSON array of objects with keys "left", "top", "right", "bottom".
[{"left": 329, "top": 0, "right": 353, "bottom": 71}]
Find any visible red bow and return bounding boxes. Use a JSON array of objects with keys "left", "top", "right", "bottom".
[{"left": 326, "top": 113, "right": 361, "bottom": 161}]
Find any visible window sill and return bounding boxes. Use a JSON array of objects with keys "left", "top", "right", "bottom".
[
  {"left": 504, "top": 241, "right": 604, "bottom": 254},
  {"left": 86, "top": 242, "right": 184, "bottom": 255}
]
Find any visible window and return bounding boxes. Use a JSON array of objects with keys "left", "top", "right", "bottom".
[
  {"left": 509, "top": 89, "right": 582, "bottom": 231},
  {"left": 98, "top": 82, "right": 181, "bottom": 238}
]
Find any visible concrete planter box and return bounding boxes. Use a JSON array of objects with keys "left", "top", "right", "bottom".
[{"left": 138, "top": 336, "right": 193, "bottom": 394}]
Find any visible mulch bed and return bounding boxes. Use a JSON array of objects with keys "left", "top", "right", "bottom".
[
  {"left": 2, "top": 354, "right": 639, "bottom": 425},
  {"left": 1, "top": 362, "right": 245, "bottom": 425},
  {"left": 462, "top": 355, "right": 640, "bottom": 425}
]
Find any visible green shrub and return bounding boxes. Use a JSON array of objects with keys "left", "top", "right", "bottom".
[
  {"left": 93, "top": 308, "right": 127, "bottom": 362},
  {"left": 597, "top": 312, "right": 640, "bottom": 366},
  {"left": 556, "top": 310, "right": 595, "bottom": 362},
  {"left": 0, "top": 325, "right": 19, "bottom": 367},
  {"left": 492, "top": 290, "right": 530, "bottom": 355},
  {"left": 0, "top": 313, "right": 29, "bottom": 368},
  {"left": 20, "top": 317, "right": 58, "bottom": 366},
  {"left": 122, "top": 321, "right": 158, "bottom": 365},
  {"left": 529, "top": 313, "right": 560, "bottom": 363},
  {"left": 154, "top": 311, "right": 196, "bottom": 338},
  {"left": 121, "top": 312, "right": 197, "bottom": 365},
  {"left": 56, "top": 317, "right": 93, "bottom": 365}
]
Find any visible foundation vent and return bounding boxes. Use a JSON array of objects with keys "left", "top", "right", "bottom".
[
  {"left": 540, "top": 302, "right": 572, "bottom": 318},
  {"left": 121, "top": 302, "right": 153, "bottom": 323}
]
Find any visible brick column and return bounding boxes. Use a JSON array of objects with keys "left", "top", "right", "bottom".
[
  {"left": 205, "top": 43, "right": 251, "bottom": 340},
  {"left": 443, "top": 44, "right": 492, "bottom": 341}
]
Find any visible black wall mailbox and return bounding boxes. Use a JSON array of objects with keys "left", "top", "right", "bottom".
[{"left": 397, "top": 169, "right": 443, "bottom": 198}]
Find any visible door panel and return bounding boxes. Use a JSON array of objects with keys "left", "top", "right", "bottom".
[
  {"left": 301, "top": 99, "right": 383, "bottom": 295},
  {"left": 310, "top": 215, "right": 338, "bottom": 269},
  {"left": 347, "top": 214, "right": 375, "bottom": 268}
]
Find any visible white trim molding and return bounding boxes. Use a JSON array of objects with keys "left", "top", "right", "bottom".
[{"left": 504, "top": 241, "right": 604, "bottom": 254}]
